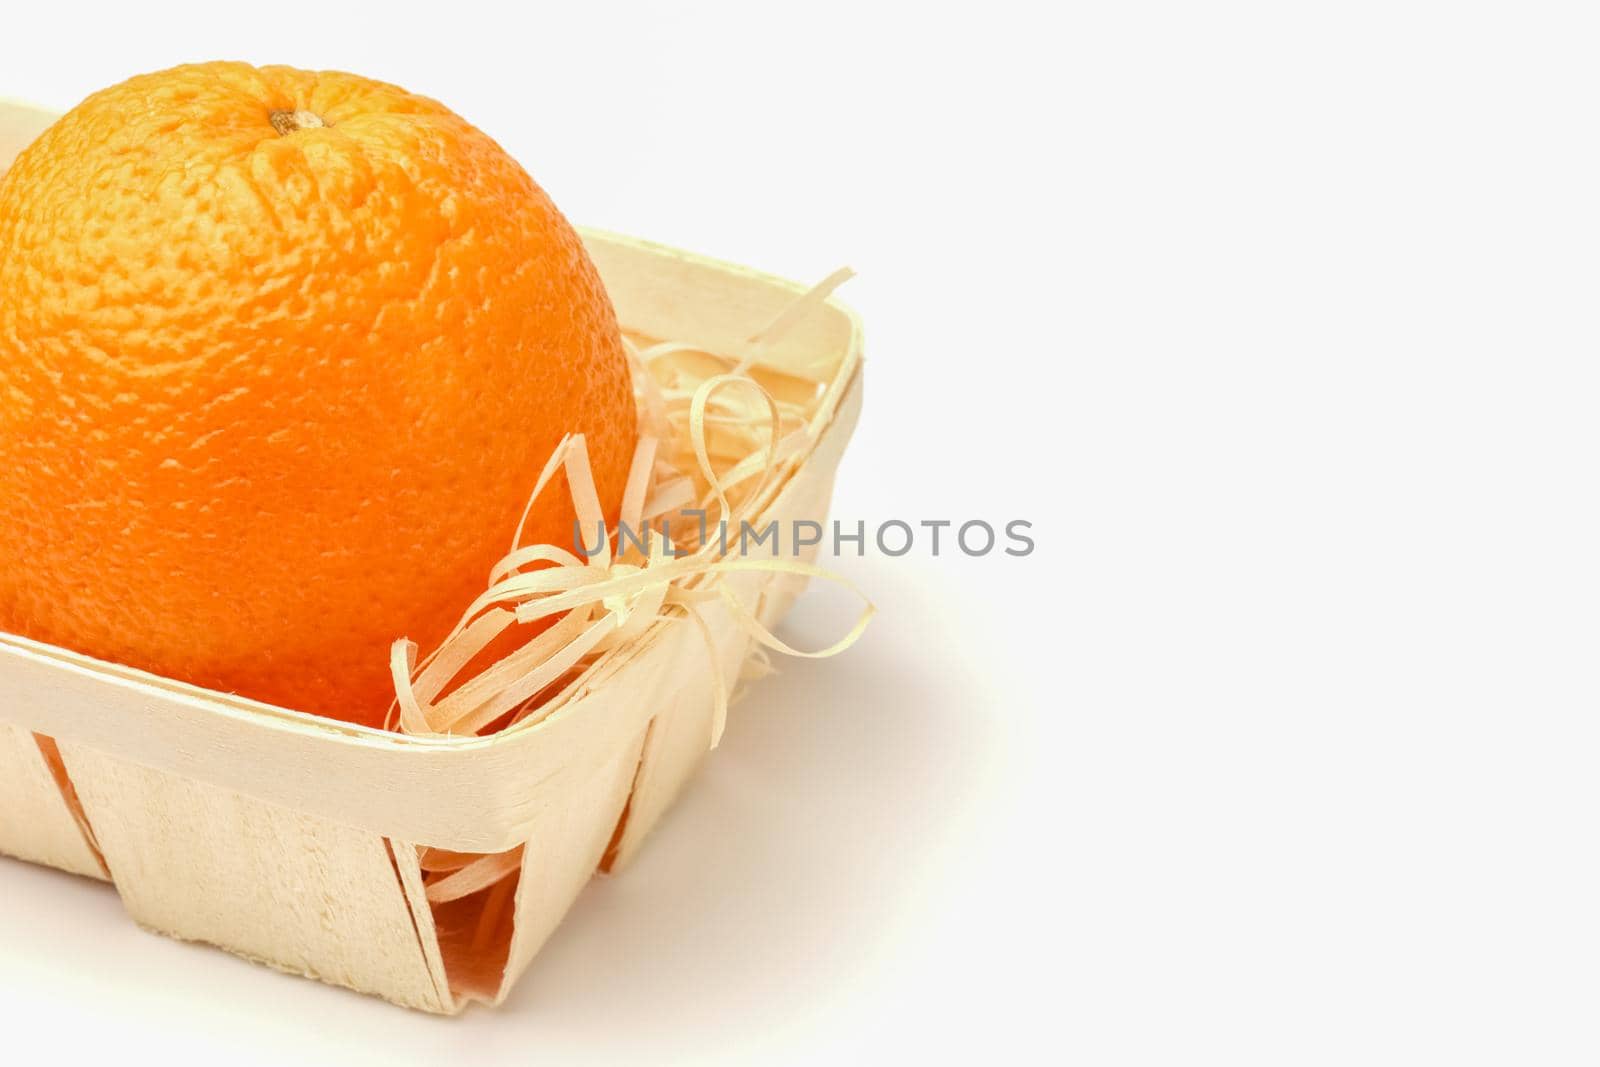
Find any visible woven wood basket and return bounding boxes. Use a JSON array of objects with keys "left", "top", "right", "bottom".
[{"left": 0, "top": 101, "right": 864, "bottom": 1012}]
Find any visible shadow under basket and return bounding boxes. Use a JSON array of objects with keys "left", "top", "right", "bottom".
[{"left": 0, "top": 102, "right": 864, "bottom": 1013}]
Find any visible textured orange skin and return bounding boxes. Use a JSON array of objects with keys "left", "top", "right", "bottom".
[{"left": 0, "top": 63, "right": 635, "bottom": 727}]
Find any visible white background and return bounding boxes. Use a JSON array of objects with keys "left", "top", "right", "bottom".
[{"left": 2, "top": 2, "right": 1595, "bottom": 1063}]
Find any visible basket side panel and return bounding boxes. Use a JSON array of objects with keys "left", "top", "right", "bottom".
[
  {"left": 492, "top": 724, "right": 649, "bottom": 1002},
  {"left": 0, "top": 724, "right": 105, "bottom": 879},
  {"left": 605, "top": 373, "right": 862, "bottom": 871},
  {"left": 389, "top": 840, "right": 456, "bottom": 1009},
  {"left": 752, "top": 369, "right": 860, "bottom": 630},
  {"left": 755, "top": 471, "right": 837, "bottom": 629},
  {"left": 57, "top": 744, "right": 452, "bottom": 1012},
  {"left": 602, "top": 669, "right": 716, "bottom": 872}
]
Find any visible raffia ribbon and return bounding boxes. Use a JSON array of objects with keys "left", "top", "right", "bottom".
[
  {"left": 398, "top": 270, "right": 869, "bottom": 907},
  {"left": 387, "top": 269, "right": 872, "bottom": 762}
]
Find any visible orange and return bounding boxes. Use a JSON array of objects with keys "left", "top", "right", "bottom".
[{"left": 0, "top": 62, "right": 636, "bottom": 728}]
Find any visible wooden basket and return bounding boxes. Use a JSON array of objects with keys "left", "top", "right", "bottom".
[{"left": 0, "top": 102, "right": 863, "bottom": 1012}]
